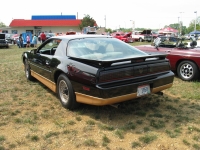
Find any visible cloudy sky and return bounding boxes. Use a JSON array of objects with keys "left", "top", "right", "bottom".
[{"left": 0, "top": 0, "right": 199, "bottom": 29}]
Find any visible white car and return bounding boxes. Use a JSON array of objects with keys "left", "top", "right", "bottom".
[{"left": 188, "top": 34, "right": 199, "bottom": 40}]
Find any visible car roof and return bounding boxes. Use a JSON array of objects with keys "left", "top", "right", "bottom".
[{"left": 51, "top": 34, "right": 112, "bottom": 40}]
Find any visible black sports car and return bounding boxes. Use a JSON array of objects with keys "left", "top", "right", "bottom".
[{"left": 22, "top": 35, "right": 174, "bottom": 110}]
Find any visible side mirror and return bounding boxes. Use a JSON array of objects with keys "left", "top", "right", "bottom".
[{"left": 30, "top": 49, "right": 37, "bottom": 54}]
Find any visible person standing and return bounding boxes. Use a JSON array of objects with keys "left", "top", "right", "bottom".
[
  {"left": 32, "top": 35, "right": 37, "bottom": 47},
  {"left": 40, "top": 32, "right": 46, "bottom": 43},
  {"left": 26, "top": 34, "right": 30, "bottom": 48},
  {"left": 18, "top": 34, "right": 24, "bottom": 48}
]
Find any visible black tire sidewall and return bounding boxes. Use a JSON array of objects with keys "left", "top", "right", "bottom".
[
  {"left": 177, "top": 61, "right": 199, "bottom": 81},
  {"left": 57, "top": 74, "right": 78, "bottom": 110},
  {"left": 25, "top": 59, "right": 33, "bottom": 80}
]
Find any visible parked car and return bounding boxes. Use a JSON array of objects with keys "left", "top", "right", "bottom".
[
  {"left": 5, "top": 33, "right": 14, "bottom": 43},
  {"left": 135, "top": 36, "right": 200, "bottom": 81},
  {"left": 0, "top": 34, "right": 9, "bottom": 48},
  {"left": 66, "top": 31, "right": 76, "bottom": 35},
  {"left": 183, "top": 34, "right": 190, "bottom": 40},
  {"left": 11, "top": 34, "right": 19, "bottom": 44},
  {"left": 112, "top": 32, "right": 124, "bottom": 40},
  {"left": 22, "top": 35, "right": 174, "bottom": 110},
  {"left": 132, "top": 30, "right": 153, "bottom": 42},
  {"left": 188, "top": 34, "right": 199, "bottom": 40},
  {"left": 121, "top": 32, "right": 134, "bottom": 43},
  {"left": 151, "top": 31, "right": 163, "bottom": 39},
  {"left": 112, "top": 32, "right": 134, "bottom": 43}
]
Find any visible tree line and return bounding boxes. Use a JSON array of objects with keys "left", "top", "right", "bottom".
[
  {"left": 79, "top": 15, "right": 200, "bottom": 35},
  {"left": 1, "top": 15, "right": 199, "bottom": 35}
]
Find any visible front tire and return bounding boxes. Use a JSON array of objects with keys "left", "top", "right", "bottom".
[
  {"left": 24, "top": 59, "right": 34, "bottom": 81},
  {"left": 57, "top": 74, "right": 79, "bottom": 110},
  {"left": 177, "top": 61, "right": 199, "bottom": 81}
]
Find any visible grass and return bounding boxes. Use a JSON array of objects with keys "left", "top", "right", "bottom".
[
  {"left": 0, "top": 43, "right": 200, "bottom": 149},
  {"left": 102, "top": 135, "right": 110, "bottom": 146},
  {"left": 139, "top": 134, "right": 157, "bottom": 144}
]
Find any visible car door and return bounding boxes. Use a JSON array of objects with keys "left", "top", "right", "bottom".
[{"left": 29, "top": 39, "right": 59, "bottom": 79}]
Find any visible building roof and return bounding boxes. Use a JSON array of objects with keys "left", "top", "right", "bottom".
[
  {"left": 31, "top": 15, "right": 76, "bottom": 20},
  {"left": 9, "top": 19, "right": 82, "bottom": 27}
]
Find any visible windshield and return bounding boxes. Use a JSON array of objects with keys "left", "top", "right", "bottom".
[
  {"left": 154, "top": 37, "right": 178, "bottom": 45},
  {"left": 67, "top": 37, "right": 148, "bottom": 61}
]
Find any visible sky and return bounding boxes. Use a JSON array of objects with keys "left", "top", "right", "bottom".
[{"left": 0, "top": 0, "right": 199, "bottom": 30}]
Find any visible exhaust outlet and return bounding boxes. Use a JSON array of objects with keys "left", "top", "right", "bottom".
[
  {"left": 156, "top": 91, "right": 163, "bottom": 96},
  {"left": 110, "top": 104, "right": 121, "bottom": 109}
]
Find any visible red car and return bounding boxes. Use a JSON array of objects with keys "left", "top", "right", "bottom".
[
  {"left": 112, "top": 32, "right": 134, "bottom": 43},
  {"left": 135, "top": 36, "right": 200, "bottom": 81}
]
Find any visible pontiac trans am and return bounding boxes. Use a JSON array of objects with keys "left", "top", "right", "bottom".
[{"left": 22, "top": 35, "right": 174, "bottom": 110}]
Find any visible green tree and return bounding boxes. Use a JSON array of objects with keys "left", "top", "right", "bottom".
[
  {"left": 0, "top": 22, "right": 6, "bottom": 27},
  {"left": 117, "top": 28, "right": 132, "bottom": 33},
  {"left": 187, "top": 16, "right": 200, "bottom": 33},
  {"left": 79, "top": 15, "right": 96, "bottom": 30},
  {"left": 105, "top": 28, "right": 112, "bottom": 33}
]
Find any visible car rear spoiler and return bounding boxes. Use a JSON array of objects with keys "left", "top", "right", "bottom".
[{"left": 69, "top": 53, "right": 167, "bottom": 67}]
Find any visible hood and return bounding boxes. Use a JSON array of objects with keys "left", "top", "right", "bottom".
[
  {"left": 66, "top": 31, "right": 76, "bottom": 35},
  {"left": 125, "top": 32, "right": 132, "bottom": 36},
  {"left": 0, "top": 34, "right": 5, "bottom": 39}
]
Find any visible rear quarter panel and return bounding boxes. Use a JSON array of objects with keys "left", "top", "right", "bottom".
[{"left": 135, "top": 45, "right": 200, "bottom": 71}]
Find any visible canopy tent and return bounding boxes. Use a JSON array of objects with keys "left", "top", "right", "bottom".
[
  {"left": 158, "top": 27, "right": 178, "bottom": 34},
  {"left": 189, "top": 30, "right": 200, "bottom": 34}
]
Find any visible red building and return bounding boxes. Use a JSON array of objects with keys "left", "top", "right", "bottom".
[{"left": 1, "top": 15, "right": 82, "bottom": 35}]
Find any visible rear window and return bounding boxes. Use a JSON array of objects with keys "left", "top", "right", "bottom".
[{"left": 67, "top": 37, "right": 147, "bottom": 61}]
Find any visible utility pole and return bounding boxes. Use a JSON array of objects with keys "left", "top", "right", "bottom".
[
  {"left": 194, "top": 11, "right": 197, "bottom": 31},
  {"left": 179, "top": 12, "right": 184, "bottom": 36},
  {"left": 178, "top": 17, "right": 180, "bottom": 37},
  {"left": 104, "top": 15, "right": 106, "bottom": 29},
  {"left": 130, "top": 20, "right": 135, "bottom": 34}
]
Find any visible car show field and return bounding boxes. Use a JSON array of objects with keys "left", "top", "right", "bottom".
[{"left": 0, "top": 42, "right": 200, "bottom": 150}]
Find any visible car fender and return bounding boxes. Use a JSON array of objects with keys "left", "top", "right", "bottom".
[{"left": 22, "top": 52, "right": 29, "bottom": 64}]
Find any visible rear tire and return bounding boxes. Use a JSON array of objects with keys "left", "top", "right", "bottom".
[
  {"left": 139, "top": 38, "right": 143, "bottom": 42},
  {"left": 57, "top": 74, "right": 79, "bottom": 110},
  {"left": 177, "top": 61, "right": 199, "bottom": 81}
]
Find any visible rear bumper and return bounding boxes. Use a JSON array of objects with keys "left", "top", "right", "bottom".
[
  {"left": 75, "top": 71, "right": 174, "bottom": 105},
  {"left": 0, "top": 44, "right": 8, "bottom": 47},
  {"left": 76, "top": 83, "right": 172, "bottom": 106}
]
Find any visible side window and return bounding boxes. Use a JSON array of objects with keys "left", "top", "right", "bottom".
[{"left": 38, "top": 39, "right": 61, "bottom": 55}]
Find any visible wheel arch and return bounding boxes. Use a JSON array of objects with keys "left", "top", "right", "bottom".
[
  {"left": 22, "top": 53, "right": 28, "bottom": 65},
  {"left": 22, "top": 56, "right": 26, "bottom": 65},
  {"left": 175, "top": 59, "right": 199, "bottom": 71},
  {"left": 53, "top": 70, "right": 67, "bottom": 84}
]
